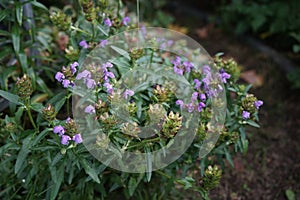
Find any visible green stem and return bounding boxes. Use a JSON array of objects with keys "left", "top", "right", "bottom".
[
  {"left": 126, "top": 137, "right": 160, "bottom": 150},
  {"left": 26, "top": 107, "right": 37, "bottom": 130},
  {"left": 66, "top": 90, "right": 70, "bottom": 117}
]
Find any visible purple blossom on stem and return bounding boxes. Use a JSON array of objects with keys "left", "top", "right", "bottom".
[
  {"left": 100, "top": 39, "right": 108, "bottom": 48},
  {"left": 202, "top": 65, "right": 211, "bottom": 75},
  {"left": 66, "top": 117, "right": 71, "bottom": 123},
  {"left": 199, "top": 93, "right": 206, "bottom": 101},
  {"left": 176, "top": 100, "right": 185, "bottom": 109},
  {"left": 187, "top": 103, "right": 195, "bottom": 113},
  {"left": 61, "top": 135, "right": 71, "bottom": 145},
  {"left": 73, "top": 134, "right": 83, "bottom": 144},
  {"left": 167, "top": 40, "right": 174, "bottom": 47},
  {"left": 84, "top": 105, "right": 96, "bottom": 114},
  {"left": 194, "top": 79, "right": 201, "bottom": 90},
  {"left": 197, "top": 102, "right": 206, "bottom": 112},
  {"left": 53, "top": 125, "right": 65, "bottom": 136},
  {"left": 220, "top": 70, "right": 231, "bottom": 83},
  {"left": 254, "top": 100, "right": 263, "bottom": 109},
  {"left": 70, "top": 62, "right": 78, "bottom": 74},
  {"left": 104, "top": 18, "right": 112, "bottom": 27},
  {"left": 62, "top": 79, "right": 70, "bottom": 88},
  {"left": 85, "top": 78, "right": 96, "bottom": 89},
  {"left": 102, "top": 62, "right": 113, "bottom": 69},
  {"left": 122, "top": 16, "right": 131, "bottom": 26},
  {"left": 76, "top": 70, "right": 91, "bottom": 80},
  {"left": 123, "top": 89, "right": 134, "bottom": 99},
  {"left": 173, "top": 66, "right": 184, "bottom": 75},
  {"left": 103, "top": 82, "right": 114, "bottom": 94},
  {"left": 79, "top": 40, "right": 88, "bottom": 49},
  {"left": 171, "top": 56, "right": 181, "bottom": 66},
  {"left": 55, "top": 72, "right": 65, "bottom": 82},
  {"left": 242, "top": 111, "right": 250, "bottom": 119},
  {"left": 191, "top": 92, "right": 199, "bottom": 101},
  {"left": 183, "top": 61, "right": 194, "bottom": 73}
]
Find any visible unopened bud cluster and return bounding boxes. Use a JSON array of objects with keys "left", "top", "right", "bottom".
[
  {"left": 42, "top": 104, "right": 56, "bottom": 122},
  {"left": 162, "top": 111, "right": 182, "bottom": 138},
  {"left": 153, "top": 85, "right": 174, "bottom": 103},
  {"left": 80, "top": 0, "right": 97, "bottom": 22},
  {"left": 214, "top": 56, "right": 240, "bottom": 82},
  {"left": 16, "top": 74, "right": 33, "bottom": 101},
  {"left": 50, "top": 9, "right": 71, "bottom": 31},
  {"left": 201, "top": 165, "right": 222, "bottom": 191},
  {"left": 122, "top": 122, "right": 140, "bottom": 138}
]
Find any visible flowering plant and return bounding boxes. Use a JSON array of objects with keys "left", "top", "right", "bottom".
[{"left": 0, "top": 1, "right": 262, "bottom": 199}]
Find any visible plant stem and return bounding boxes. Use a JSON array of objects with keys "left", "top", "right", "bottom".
[
  {"left": 71, "top": 26, "right": 91, "bottom": 35},
  {"left": 126, "top": 137, "right": 160, "bottom": 150},
  {"left": 26, "top": 107, "right": 37, "bottom": 130}
]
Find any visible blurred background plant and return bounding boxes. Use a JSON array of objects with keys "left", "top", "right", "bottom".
[{"left": 0, "top": 0, "right": 264, "bottom": 199}]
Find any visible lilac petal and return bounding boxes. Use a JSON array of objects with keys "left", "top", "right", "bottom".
[
  {"left": 55, "top": 72, "right": 65, "bottom": 82},
  {"left": 86, "top": 78, "right": 96, "bottom": 89},
  {"left": 53, "top": 125, "right": 65, "bottom": 136},
  {"left": 100, "top": 39, "right": 108, "bottom": 48},
  {"left": 62, "top": 79, "right": 70, "bottom": 88},
  {"left": 73, "top": 134, "right": 83, "bottom": 144},
  {"left": 79, "top": 40, "right": 88, "bottom": 49},
  {"left": 242, "top": 111, "right": 250, "bottom": 119},
  {"left": 61, "top": 135, "right": 71, "bottom": 145},
  {"left": 254, "top": 100, "right": 263, "bottom": 109},
  {"left": 76, "top": 70, "right": 91, "bottom": 80},
  {"left": 84, "top": 105, "right": 96, "bottom": 114},
  {"left": 191, "top": 92, "right": 199, "bottom": 101},
  {"left": 176, "top": 100, "right": 185, "bottom": 109}
]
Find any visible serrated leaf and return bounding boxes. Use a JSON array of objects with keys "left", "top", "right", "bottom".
[{"left": 0, "top": 90, "right": 21, "bottom": 105}]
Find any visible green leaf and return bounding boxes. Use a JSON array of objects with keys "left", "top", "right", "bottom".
[
  {"left": 31, "top": 1, "right": 48, "bottom": 11},
  {"left": 30, "top": 102, "right": 43, "bottom": 113},
  {"left": 0, "top": 90, "right": 21, "bottom": 105},
  {"left": 110, "top": 45, "right": 131, "bottom": 60},
  {"left": 32, "top": 128, "right": 51, "bottom": 146},
  {"left": 18, "top": 53, "right": 28, "bottom": 73},
  {"left": 16, "top": 3, "right": 23, "bottom": 26},
  {"left": 0, "top": 9, "right": 9, "bottom": 22},
  {"left": 80, "top": 159, "right": 101, "bottom": 183},
  {"left": 145, "top": 149, "right": 152, "bottom": 182},
  {"left": 36, "top": 76, "right": 53, "bottom": 96},
  {"left": 285, "top": 189, "right": 295, "bottom": 200},
  {"left": 12, "top": 25, "right": 20, "bottom": 53},
  {"left": 246, "top": 120, "right": 260, "bottom": 128},
  {"left": 15, "top": 135, "right": 32, "bottom": 174}
]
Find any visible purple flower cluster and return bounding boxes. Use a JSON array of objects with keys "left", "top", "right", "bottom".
[
  {"left": 219, "top": 69, "right": 231, "bottom": 83},
  {"left": 76, "top": 62, "right": 115, "bottom": 93},
  {"left": 254, "top": 100, "right": 263, "bottom": 109},
  {"left": 242, "top": 111, "right": 250, "bottom": 120},
  {"left": 55, "top": 62, "right": 78, "bottom": 88},
  {"left": 84, "top": 105, "right": 95, "bottom": 114},
  {"left": 122, "top": 16, "right": 130, "bottom": 26},
  {"left": 53, "top": 123, "right": 82, "bottom": 145},
  {"left": 171, "top": 56, "right": 194, "bottom": 75},
  {"left": 176, "top": 91, "right": 207, "bottom": 113}
]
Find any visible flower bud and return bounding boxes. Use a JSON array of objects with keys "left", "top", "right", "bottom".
[
  {"left": 64, "top": 117, "right": 78, "bottom": 137},
  {"left": 129, "top": 48, "right": 144, "bottom": 60},
  {"left": 42, "top": 104, "right": 56, "bottom": 122},
  {"left": 162, "top": 111, "right": 182, "bottom": 138},
  {"left": 80, "top": 0, "right": 97, "bottom": 22},
  {"left": 16, "top": 74, "right": 33, "bottom": 101},
  {"left": 201, "top": 165, "right": 222, "bottom": 191},
  {"left": 121, "top": 122, "right": 140, "bottom": 138},
  {"left": 50, "top": 9, "right": 71, "bottom": 31}
]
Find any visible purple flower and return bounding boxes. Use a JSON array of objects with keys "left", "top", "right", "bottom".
[
  {"left": 102, "top": 62, "right": 113, "bottom": 69},
  {"left": 76, "top": 70, "right": 91, "bottom": 80},
  {"left": 73, "top": 134, "right": 83, "bottom": 144},
  {"left": 187, "top": 103, "right": 195, "bottom": 113},
  {"left": 55, "top": 72, "right": 65, "bottom": 82},
  {"left": 123, "top": 89, "right": 134, "bottom": 99},
  {"left": 79, "top": 40, "right": 88, "bottom": 49},
  {"left": 103, "top": 82, "right": 114, "bottom": 94},
  {"left": 183, "top": 61, "right": 194, "bottom": 73},
  {"left": 191, "top": 92, "right": 198, "bottom": 101},
  {"left": 61, "top": 135, "right": 71, "bottom": 145},
  {"left": 66, "top": 117, "right": 71, "bottom": 123},
  {"left": 242, "top": 111, "right": 250, "bottom": 120},
  {"left": 194, "top": 79, "right": 201, "bottom": 90},
  {"left": 174, "top": 66, "right": 184, "bottom": 75},
  {"left": 202, "top": 65, "right": 211, "bottom": 75},
  {"left": 53, "top": 125, "right": 65, "bottom": 136},
  {"left": 100, "top": 39, "right": 108, "bottom": 48},
  {"left": 104, "top": 18, "right": 112, "bottom": 27},
  {"left": 62, "top": 79, "right": 70, "bottom": 88},
  {"left": 220, "top": 71, "right": 231, "bottom": 83},
  {"left": 199, "top": 93, "right": 206, "bottom": 101},
  {"left": 122, "top": 16, "right": 131, "bottom": 26},
  {"left": 141, "top": 25, "right": 147, "bottom": 35},
  {"left": 84, "top": 105, "right": 96, "bottom": 114},
  {"left": 254, "top": 100, "right": 263, "bottom": 109},
  {"left": 167, "top": 40, "right": 174, "bottom": 47},
  {"left": 85, "top": 78, "right": 96, "bottom": 89},
  {"left": 202, "top": 77, "right": 210, "bottom": 87},
  {"left": 172, "top": 56, "right": 181, "bottom": 67},
  {"left": 70, "top": 62, "right": 78, "bottom": 74},
  {"left": 176, "top": 100, "right": 185, "bottom": 109},
  {"left": 197, "top": 102, "right": 206, "bottom": 112}
]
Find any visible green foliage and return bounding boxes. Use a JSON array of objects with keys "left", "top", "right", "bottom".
[{"left": 0, "top": 1, "right": 263, "bottom": 200}]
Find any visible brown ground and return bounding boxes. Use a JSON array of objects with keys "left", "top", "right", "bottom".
[{"left": 168, "top": 5, "right": 300, "bottom": 200}]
